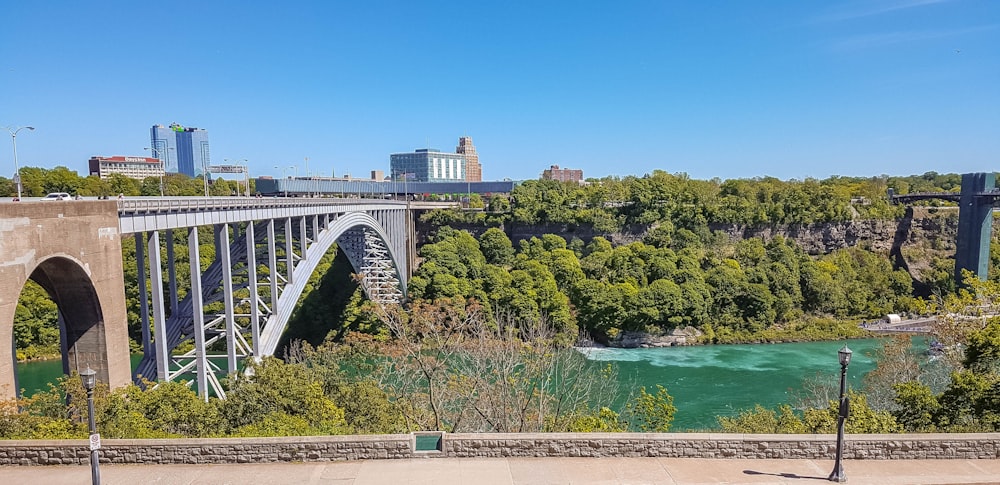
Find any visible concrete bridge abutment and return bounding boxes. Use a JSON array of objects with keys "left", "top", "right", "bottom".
[{"left": 0, "top": 201, "right": 131, "bottom": 400}]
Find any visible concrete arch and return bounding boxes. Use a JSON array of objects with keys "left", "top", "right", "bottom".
[
  {"left": 29, "top": 256, "right": 111, "bottom": 379},
  {"left": 0, "top": 201, "right": 131, "bottom": 401},
  {"left": 258, "top": 212, "right": 405, "bottom": 356}
]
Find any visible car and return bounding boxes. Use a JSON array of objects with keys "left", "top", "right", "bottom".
[{"left": 42, "top": 192, "right": 73, "bottom": 201}]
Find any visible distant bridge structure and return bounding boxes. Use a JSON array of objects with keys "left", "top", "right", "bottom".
[{"left": 890, "top": 172, "right": 1000, "bottom": 282}]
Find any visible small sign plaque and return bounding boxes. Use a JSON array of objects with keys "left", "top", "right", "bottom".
[{"left": 89, "top": 433, "right": 101, "bottom": 451}]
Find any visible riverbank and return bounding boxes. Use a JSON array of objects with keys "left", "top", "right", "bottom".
[{"left": 592, "top": 317, "right": 871, "bottom": 349}]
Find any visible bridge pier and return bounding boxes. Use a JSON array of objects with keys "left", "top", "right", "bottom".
[
  {"left": 956, "top": 172, "right": 996, "bottom": 283},
  {"left": 0, "top": 201, "right": 131, "bottom": 400},
  {"left": 892, "top": 172, "right": 999, "bottom": 285}
]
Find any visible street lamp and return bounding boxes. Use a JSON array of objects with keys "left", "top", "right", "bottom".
[
  {"left": 145, "top": 146, "right": 174, "bottom": 196},
  {"left": 80, "top": 366, "right": 101, "bottom": 485},
  {"left": 6, "top": 126, "right": 34, "bottom": 200},
  {"left": 829, "top": 345, "right": 852, "bottom": 483},
  {"left": 274, "top": 165, "right": 294, "bottom": 197}
]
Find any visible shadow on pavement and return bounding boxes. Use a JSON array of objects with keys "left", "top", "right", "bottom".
[{"left": 744, "top": 469, "right": 827, "bottom": 481}]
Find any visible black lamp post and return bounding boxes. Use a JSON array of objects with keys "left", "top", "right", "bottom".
[
  {"left": 80, "top": 366, "right": 101, "bottom": 485},
  {"left": 829, "top": 345, "right": 852, "bottom": 482}
]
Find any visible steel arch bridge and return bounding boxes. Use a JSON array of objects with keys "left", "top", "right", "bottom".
[{"left": 118, "top": 197, "right": 409, "bottom": 399}]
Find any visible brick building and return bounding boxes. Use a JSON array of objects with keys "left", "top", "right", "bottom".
[
  {"left": 456, "top": 136, "right": 481, "bottom": 181},
  {"left": 541, "top": 165, "right": 583, "bottom": 183}
]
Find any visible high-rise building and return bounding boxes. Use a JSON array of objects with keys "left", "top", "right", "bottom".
[
  {"left": 150, "top": 123, "right": 210, "bottom": 177},
  {"left": 390, "top": 148, "right": 467, "bottom": 182},
  {"left": 456, "top": 136, "right": 481, "bottom": 182},
  {"left": 150, "top": 124, "right": 178, "bottom": 173}
]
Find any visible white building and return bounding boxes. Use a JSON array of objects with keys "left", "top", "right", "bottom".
[{"left": 89, "top": 156, "right": 165, "bottom": 180}]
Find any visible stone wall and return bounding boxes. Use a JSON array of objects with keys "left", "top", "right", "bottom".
[
  {"left": 2, "top": 433, "right": 998, "bottom": 465},
  {"left": 444, "top": 433, "right": 1000, "bottom": 460},
  {"left": 0, "top": 435, "right": 412, "bottom": 466}
]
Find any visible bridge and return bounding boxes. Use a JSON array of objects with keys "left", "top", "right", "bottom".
[
  {"left": 890, "top": 172, "right": 1000, "bottom": 282},
  {"left": 0, "top": 197, "right": 412, "bottom": 401}
]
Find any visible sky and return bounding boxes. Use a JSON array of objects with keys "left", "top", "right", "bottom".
[{"left": 1, "top": 0, "right": 998, "bottom": 182}]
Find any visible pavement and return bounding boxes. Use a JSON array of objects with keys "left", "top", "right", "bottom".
[{"left": 4, "top": 457, "right": 1000, "bottom": 485}]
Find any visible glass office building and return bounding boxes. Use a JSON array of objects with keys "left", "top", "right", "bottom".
[
  {"left": 150, "top": 125, "right": 178, "bottom": 173},
  {"left": 150, "top": 123, "right": 210, "bottom": 177},
  {"left": 390, "top": 149, "right": 467, "bottom": 182},
  {"left": 176, "top": 127, "right": 210, "bottom": 177}
]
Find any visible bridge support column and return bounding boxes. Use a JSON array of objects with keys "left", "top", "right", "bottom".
[
  {"left": 217, "top": 224, "right": 238, "bottom": 375},
  {"left": 246, "top": 222, "right": 261, "bottom": 360},
  {"left": 147, "top": 231, "right": 169, "bottom": 381},
  {"left": 284, "top": 218, "right": 294, "bottom": 285},
  {"left": 166, "top": 229, "right": 178, "bottom": 315},
  {"left": 268, "top": 220, "right": 279, "bottom": 312},
  {"left": 188, "top": 226, "right": 209, "bottom": 401},
  {"left": 136, "top": 234, "right": 150, "bottom": 363},
  {"left": 956, "top": 172, "right": 996, "bottom": 283}
]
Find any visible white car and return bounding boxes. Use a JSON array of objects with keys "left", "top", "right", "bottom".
[{"left": 42, "top": 192, "right": 72, "bottom": 201}]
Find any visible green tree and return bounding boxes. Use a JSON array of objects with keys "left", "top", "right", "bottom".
[{"left": 624, "top": 385, "right": 676, "bottom": 432}]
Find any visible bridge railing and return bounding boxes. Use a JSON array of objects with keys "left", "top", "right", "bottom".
[{"left": 117, "top": 197, "right": 406, "bottom": 214}]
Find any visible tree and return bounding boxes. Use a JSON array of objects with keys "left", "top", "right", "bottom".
[
  {"left": 479, "top": 228, "right": 514, "bottom": 266},
  {"left": 624, "top": 385, "right": 677, "bottom": 432},
  {"left": 219, "top": 357, "right": 350, "bottom": 436}
]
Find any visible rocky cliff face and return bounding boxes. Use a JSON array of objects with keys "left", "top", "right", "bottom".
[
  {"left": 415, "top": 207, "right": 961, "bottom": 259},
  {"left": 708, "top": 208, "right": 959, "bottom": 256}
]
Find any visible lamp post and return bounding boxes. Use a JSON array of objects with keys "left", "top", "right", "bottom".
[
  {"left": 829, "top": 345, "right": 852, "bottom": 482},
  {"left": 275, "top": 165, "right": 294, "bottom": 197},
  {"left": 80, "top": 366, "right": 101, "bottom": 485},
  {"left": 6, "top": 126, "right": 34, "bottom": 200},
  {"left": 145, "top": 146, "right": 173, "bottom": 196},
  {"left": 203, "top": 160, "right": 211, "bottom": 197}
]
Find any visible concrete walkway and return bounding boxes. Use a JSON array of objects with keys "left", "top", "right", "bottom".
[{"left": 4, "top": 457, "right": 1000, "bottom": 484}]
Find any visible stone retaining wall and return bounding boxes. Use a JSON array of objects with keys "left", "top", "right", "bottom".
[
  {"left": 0, "top": 435, "right": 412, "bottom": 466},
  {"left": 444, "top": 433, "right": 1000, "bottom": 460},
  {"left": 1, "top": 433, "right": 996, "bottom": 466}
]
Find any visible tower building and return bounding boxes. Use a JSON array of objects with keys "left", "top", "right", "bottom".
[
  {"left": 456, "top": 136, "right": 481, "bottom": 182},
  {"left": 150, "top": 123, "right": 210, "bottom": 177},
  {"left": 150, "top": 124, "right": 178, "bottom": 173}
]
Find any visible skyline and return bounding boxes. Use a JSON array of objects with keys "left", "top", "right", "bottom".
[{"left": 1, "top": 1, "right": 998, "bottom": 182}]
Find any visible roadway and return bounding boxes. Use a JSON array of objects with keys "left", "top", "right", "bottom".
[{"left": 5, "top": 457, "right": 1000, "bottom": 484}]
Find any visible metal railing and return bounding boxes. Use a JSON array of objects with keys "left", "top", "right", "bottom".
[{"left": 117, "top": 196, "right": 406, "bottom": 215}]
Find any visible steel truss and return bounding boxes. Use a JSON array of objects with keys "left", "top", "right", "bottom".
[{"left": 133, "top": 211, "right": 405, "bottom": 400}]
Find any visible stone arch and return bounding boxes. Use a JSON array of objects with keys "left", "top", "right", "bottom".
[
  {"left": 30, "top": 256, "right": 109, "bottom": 379},
  {"left": 2, "top": 254, "right": 130, "bottom": 400},
  {"left": 0, "top": 200, "right": 132, "bottom": 401}
]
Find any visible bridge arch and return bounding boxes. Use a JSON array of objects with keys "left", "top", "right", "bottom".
[
  {"left": 258, "top": 211, "right": 406, "bottom": 356},
  {"left": 128, "top": 205, "right": 408, "bottom": 399},
  {"left": 0, "top": 200, "right": 132, "bottom": 401},
  {"left": 28, "top": 254, "right": 113, "bottom": 381}
]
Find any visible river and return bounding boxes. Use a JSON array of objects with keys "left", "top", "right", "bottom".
[
  {"left": 16, "top": 338, "right": 898, "bottom": 431},
  {"left": 579, "top": 338, "right": 888, "bottom": 431}
]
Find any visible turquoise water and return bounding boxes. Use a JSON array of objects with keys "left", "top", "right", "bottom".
[
  {"left": 15, "top": 355, "right": 144, "bottom": 395},
  {"left": 17, "top": 339, "right": 894, "bottom": 431},
  {"left": 579, "top": 339, "right": 885, "bottom": 431}
]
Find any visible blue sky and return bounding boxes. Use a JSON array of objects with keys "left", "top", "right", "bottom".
[{"left": 1, "top": 0, "right": 997, "bottom": 182}]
